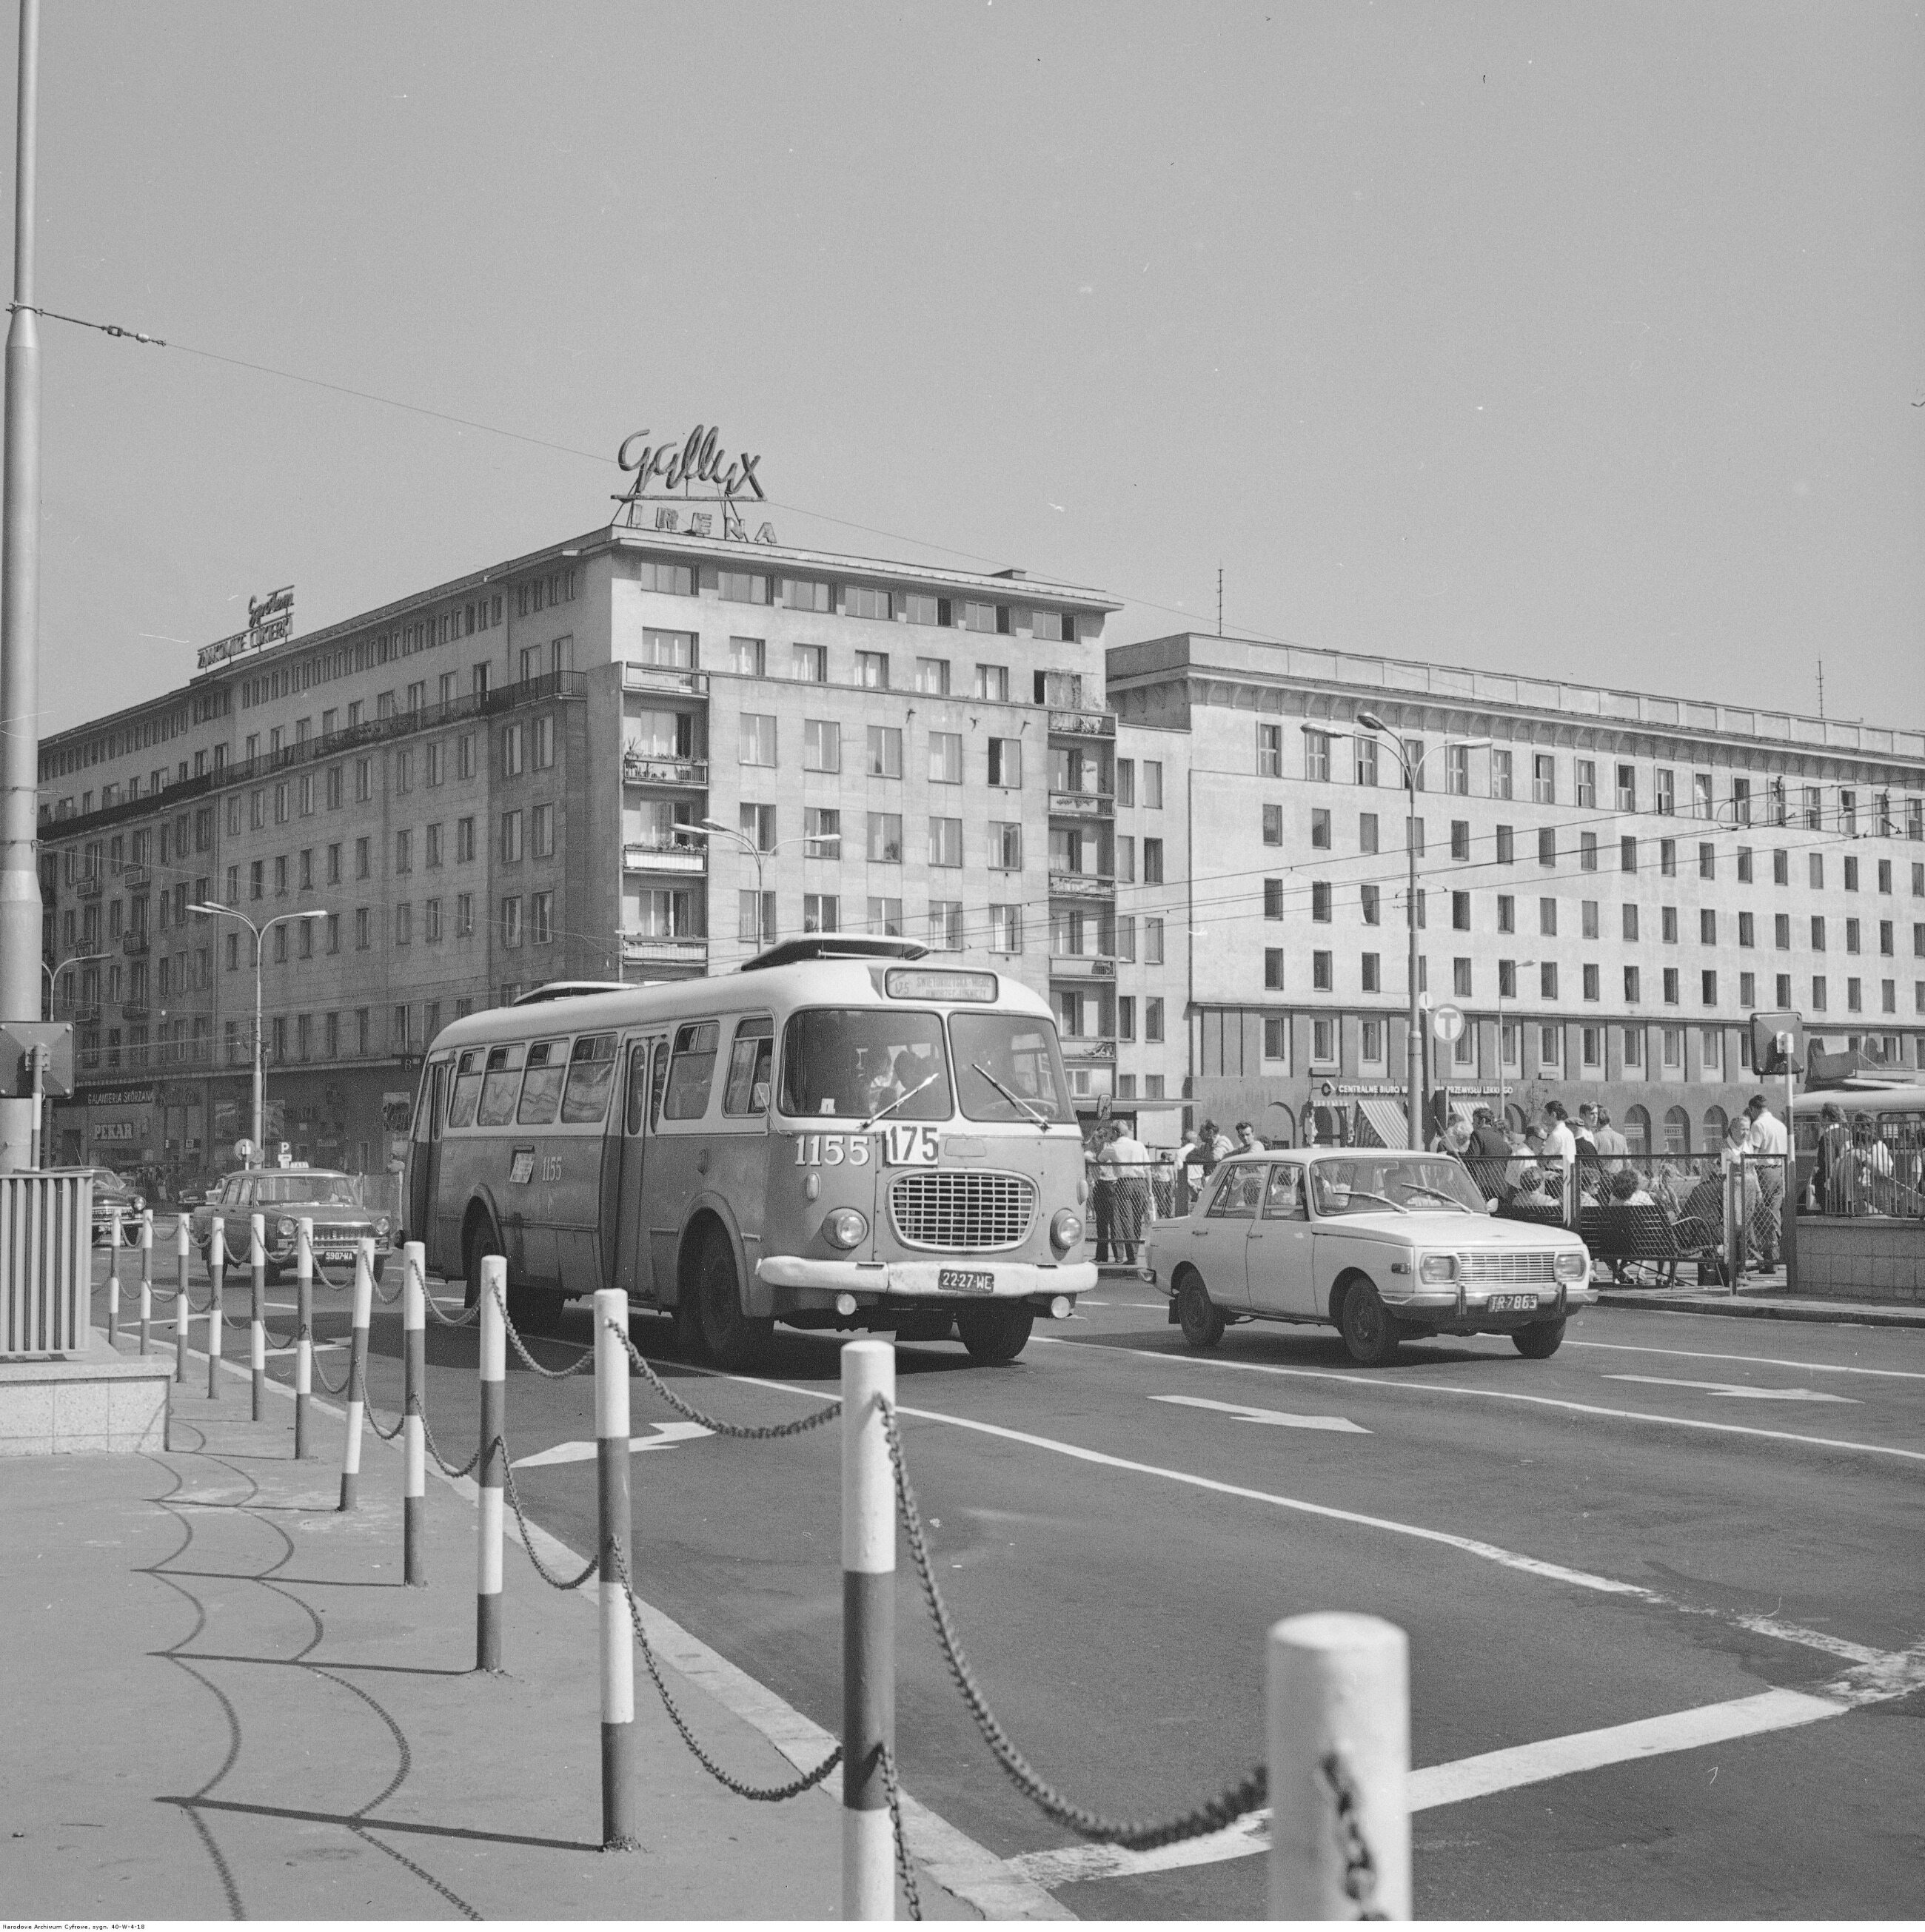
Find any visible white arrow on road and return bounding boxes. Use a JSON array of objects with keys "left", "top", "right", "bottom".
[
  {"left": 1605, "top": 1375, "right": 1859, "bottom": 1405},
  {"left": 1153, "top": 1394, "right": 1370, "bottom": 1433},
  {"left": 511, "top": 1421, "right": 714, "bottom": 1468}
]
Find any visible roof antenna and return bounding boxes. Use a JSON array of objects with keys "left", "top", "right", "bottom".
[
  {"left": 1216, "top": 567, "right": 1223, "bottom": 637},
  {"left": 1816, "top": 660, "right": 1825, "bottom": 720}
]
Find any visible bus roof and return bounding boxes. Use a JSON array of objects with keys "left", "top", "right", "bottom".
[{"left": 424, "top": 959, "right": 1055, "bottom": 1056}]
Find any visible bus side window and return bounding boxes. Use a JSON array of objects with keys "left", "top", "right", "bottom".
[
  {"left": 624, "top": 1044, "right": 649, "bottom": 1136},
  {"left": 447, "top": 1050, "right": 483, "bottom": 1130},
  {"left": 517, "top": 1039, "right": 570, "bottom": 1124},
  {"left": 723, "top": 1017, "right": 774, "bottom": 1117},
  {"left": 426, "top": 1061, "right": 449, "bottom": 1143},
  {"left": 661, "top": 1022, "right": 721, "bottom": 1121},
  {"left": 476, "top": 1044, "right": 526, "bottom": 1127},
  {"left": 649, "top": 1040, "right": 670, "bottom": 1128},
  {"left": 560, "top": 1033, "right": 618, "bottom": 1124}
]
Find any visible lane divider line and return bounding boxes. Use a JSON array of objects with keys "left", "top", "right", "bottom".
[{"left": 1561, "top": 1338, "right": 1925, "bottom": 1381}]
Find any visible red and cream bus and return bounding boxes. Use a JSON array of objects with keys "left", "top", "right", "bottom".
[{"left": 403, "top": 937, "right": 1093, "bottom": 1365}]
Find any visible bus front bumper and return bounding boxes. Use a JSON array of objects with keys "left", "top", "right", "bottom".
[{"left": 755, "top": 1256, "right": 1096, "bottom": 1310}]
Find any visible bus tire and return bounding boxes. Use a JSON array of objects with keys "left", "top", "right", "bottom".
[
  {"left": 697, "top": 1228, "right": 771, "bottom": 1371},
  {"left": 957, "top": 1301, "right": 1034, "bottom": 1365},
  {"left": 463, "top": 1213, "right": 504, "bottom": 1312}
]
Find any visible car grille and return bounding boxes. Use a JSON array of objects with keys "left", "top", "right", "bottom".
[
  {"left": 1459, "top": 1251, "right": 1559, "bottom": 1285},
  {"left": 307, "top": 1223, "right": 369, "bottom": 1248},
  {"left": 889, "top": 1171, "right": 1036, "bottom": 1252}
]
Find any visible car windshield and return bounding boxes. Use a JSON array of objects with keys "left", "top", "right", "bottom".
[
  {"left": 251, "top": 1174, "right": 361, "bottom": 1207},
  {"left": 950, "top": 1013, "right": 1074, "bottom": 1124},
  {"left": 778, "top": 1009, "right": 954, "bottom": 1121},
  {"left": 1308, "top": 1157, "right": 1487, "bottom": 1218}
]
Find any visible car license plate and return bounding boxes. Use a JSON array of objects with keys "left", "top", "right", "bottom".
[
  {"left": 1487, "top": 1292, "right": 1540, "bottom": 1312},
  {"left": 938, "top": 1269, "right": 996, "bottom": 1295},
  {"left": 321, "top": 1250, "right": 357, "bottom": 1262}
]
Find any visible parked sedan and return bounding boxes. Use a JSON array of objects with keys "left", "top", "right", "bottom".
[
  {"left": 188, "top": 1167, "right": 392, "bottom": 1284},
  {"left": 1148, "top": 1150, "right": 1593, "bottom": 1364},
  {"left": 84, "top": 1167, "right": 145, "bottom": 1247}
]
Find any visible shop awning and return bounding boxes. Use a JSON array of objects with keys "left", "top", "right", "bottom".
[{"left": 1353, "top": 1097, "right": 1410, "bottom": 1149}]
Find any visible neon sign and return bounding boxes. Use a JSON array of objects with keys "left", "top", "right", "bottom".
[
  {"left": 612, "top": 425, "right": 777, "bottom": 543},
  {"left": 195, "top": 584, "right": 295, "bottom": 670}
]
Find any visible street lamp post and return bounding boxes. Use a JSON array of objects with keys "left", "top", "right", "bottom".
[
  {"left": 43, "top": 948, "right": 107, "bottom": 1018},
  {"left": 692, "top": 818, "right": 842, "bottom": 953},
  {"left": 187, "top": 904, "right": 327, "bottom": 1155}
]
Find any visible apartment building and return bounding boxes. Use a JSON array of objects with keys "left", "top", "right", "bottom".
[{"left": 1107, "top": 633, "right": 1925, "bottom": 1155}]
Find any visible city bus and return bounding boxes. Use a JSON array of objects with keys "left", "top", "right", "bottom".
[{"left": 402, "top": 936, "right": 1094, "bottom": 1366}]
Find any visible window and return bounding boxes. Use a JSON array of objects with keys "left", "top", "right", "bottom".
[
  {"left": 1264, "top": 1018, "right": 1289, "bottom": 1064},
  {"left": 1116, "top": 836, "right": 1135, "bottom": 884},
  {"left": 355, "top": 907, "right": 370, "bottom": 950},
  {"left": 1660, "top": 839, "right": 1677, "bottom": 878},
  {"left": 1453, "top": 957, "right": 1473, "bottom": 997},
  {"left": 1313, "top": 950, "right": 1333, "bottom": 991},
  {"left": 1354, "top": 737, "right": 1379, "bottom": 786},
  {"left": 914, "top": 657, "right": 949, "bottom": 695},
  {"left": 1142, "top": 761, "right": 1164, "bottom": 809},
  {"left": 1539, "top": 896, "right": 1557, "bottom": 937},
  {"left": 1264, "top": 949, "right": 1284, "bottom": 990},
  {"left": 1693, "top": 771, "right": 1713, "bottom": 819},
  {"left": 1581, "top": 899, "right": 1600, "bottom": 939},
  {"left": 780, "top": 575, "right": 830, "bottom": 612},
  {"left": 1576, "top": 759, "right": 1596, "bottom": 808},
  {"left": 802, "top": 719, "right": 840, "bottom": 772},
  {"left": 1259, "top": 723, "right": 1284, "bottom": 777},
  {"left": 928, "top": 731, "right": 962, "bottom": 785},
  {"left": 1446, "top": 744, "right": 1470, "bottom": 795},
  {"left": 1532, "top": 754, "right": 1556, "bottom": 805},
  {"left": 1359, "top": 813, "right": 1379, "bottom": 855},
  {"left": 1143, "top": 838, "right": 1164, "bottom": 885},
  {"left": 1539, "top": 1026, "right": 1563, "bottom": 1071},
  {"left": 1496, "top": 825, "right": 1514, "bottom": 865},
  {"left": 988, "top": 905, "right": 1021, "bottom": 953},
  {"left": 866, "top": 725, "right": 903, "bottom": 779},
  {"left": 1145, "top": 917, "right": 1164, "bottom": 965},
  {"left": 1621, "top": 836, "right": 1638, "bottom": 873},
  {"left": 740, "top": 714, "right": 777, "bottom": 765},
  {"left": 790, "top": 644, "right": 827, "bottom": 684},
  {"left": 501, "top": 896, "right": 523, "bottom": 947},
  {"left": 500, "top": 811, "right": 523, "bottom": 863},
  {"left": 1262, "top": 803, "right": 1282, "bottom": 846},
  {"left": 531, "top": 891, "right": 553, "bottom": 945},
  {"left": 1539, "top": 962, "right": 1558, "bottom": 999},
  {"left": 867, "top": 896, "right": 903, "bottom": 938},
  {"left": 1811, "top": 975, "right": 1827, "bottom": 1011},
  {"left": 1538, "top": 827, "right": 1556, "bottom": 867},
  {"left": 1496, "top": 894, "right": 1515, "bottom": 934},
  {"left": 1699, "top": 842, "right": 1716, "bottom": 881},
  {"left": 1311, "top": 808, "right": 1332, "bottom": 850},
  {"left": 1310, "top": 881, "right": 1332, "bottom": 922},
  {"left": 1582, "top": 962, "right": 1600, "bottom": 1002},
  {"left": 1451, "top": 819, "right": 1470, "bottom": 861},
  {"left": 803, "top": 806, "right": 841, "bottom": 856},
  {"left": 394, "top": 902, "right": 412, "bottom": 947},
  {"left": 1701, "top": 969, "right": 1718, "bottom": 1006},
  {"left": 866, "top": 811, "right": 903, "bottom": 864},
  {"left": 973, "top": 664, "right": 1008, "bottom": 702},
  {"left": 1360, "top": 885, "right": 1380, "bottom": 925},
  {"left": 1812, "top": 915, "right": 1827, "bottom": 950},
  {"left": 928, "top": 817, "right": 962, "bottom": 868},
  {"left": 1663, "top": 966, "right": 1680, "bottom": 1005},
  {"left": 928, "top": 899, "right": 963, "bottom": 951},
  {"left": 1362, "top": 953, "right": 1380, "bottom": 993},
  {"left": 854, "top": 650, "right": 889, "bottom": 690},
  {"left": 987, "top": 737, "right": 1021, "bottom": 788},
  {"left": 1581, "top": 831, "right": 1598, "bottom": 872},
  {"left": 1492, "top": 749, "right": 1513, "bottom": 800},
  {"left": 803, "top": 893, "right": 840, "bottom": 934},
  {"left": 1452, "top": 890, "right": 1470, "bottom": 930},
  {"left": 1302, "top": 729, "right": 1332, "bottom": 781},
  {"left": 1114, "top": 759, "right": 1135, "bottom": 807},
  {"left": 988, "top": 822, "right": 1022, "bottom": 871},
  {"left": 1624, "top": 965, "right": 1641, "bottom": 1003}
]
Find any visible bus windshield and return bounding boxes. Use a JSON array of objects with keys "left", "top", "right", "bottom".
[
  {"left": 779, "top": 1010, "right": 954, "bottom": 1121},
  {"left": 951, "top": 1013, "right": 1073, "bottom": 1124}
]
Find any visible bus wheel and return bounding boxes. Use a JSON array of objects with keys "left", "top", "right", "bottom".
[
  {"left": 957, "top": 1301, "right": 1034, "bottom": 1365},
  {"left": 697, "top": 1230, "right": 771, "bottom": 1371},
  {"left": 464, "top": 1217, "right": 504, "bottom": 1312}
]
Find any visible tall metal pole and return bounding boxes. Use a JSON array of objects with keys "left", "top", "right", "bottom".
[
  {"left": 1402, "top": 759, "right": 1421, "bottom": 1151},
  {"left": 252, "top": 928, "right": 264, "bottom": 1152},
  {"left": 0, "top": 0, "right": 42, "bottom": 1171}
]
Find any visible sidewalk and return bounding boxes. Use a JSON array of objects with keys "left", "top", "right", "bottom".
[
  {"left": 1593, "top": 1284, "right": 1925, "bottom": 1329},
  {"left": 4, "top": 1326, "right": 965, "bottom": 1922}
]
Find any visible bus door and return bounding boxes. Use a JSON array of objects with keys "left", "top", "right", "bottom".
[
  {"left": 610, "top": 1032, "right": 669, "bottom": 1298},
  {"left": 407, "top": 1054, "right": 452, "bottom": 1249}
]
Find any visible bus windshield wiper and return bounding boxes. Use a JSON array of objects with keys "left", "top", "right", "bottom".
[
  {"left": 970, "top": 1061, "right": 1051, "bottom": 1126},
  {"left": 861, "top": 1070, "right": 943, "bottom": 1135}
]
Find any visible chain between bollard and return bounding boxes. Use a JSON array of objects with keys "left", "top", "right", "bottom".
[
  {"left": 311, "top": 1349, "right": 352, "bottom": 1396},
  {"left": 415, "top": 1398, "right": 483, "bottom": 1480},
  {"left": 613, "top": 1324, "right": 843, "bottom": 1440},
  {"left": 495, "top": 1287, "right": 596, "bottom": 1379},
  {"left": 496, "top": 1454, "right": 601, "bottom": 1589},
  {"left": 878, "top": 1743, "right": 924, "bottom": 1922},
  {"left": 1318, "top": 1750, "right": 1387, "bottom": 1920},
  {"left": 880, "top": 1396, "right": 1267, "bottom": 1849},
  {"left": 361, "top": 1390, "right": 406, "bottom": 1441},
  {"left": 609, "top": 1539, "right": 843, "bottom": 1804}
]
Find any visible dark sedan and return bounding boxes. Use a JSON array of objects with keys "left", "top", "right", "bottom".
[
  {"left": 83, "top": 1167, "right": 145, "bottom": 1247},
  {"left": 188, "top": 1167, "right": 393, "bottom": 1284}
]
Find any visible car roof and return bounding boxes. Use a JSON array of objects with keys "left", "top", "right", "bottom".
[{"left": 228, "top": 1167, "right": 351, "bottom": 1183}]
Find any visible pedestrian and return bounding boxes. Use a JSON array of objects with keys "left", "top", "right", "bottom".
[
  {"left": 1592, "top": 1107, "right": 1630, "bottom": 1169},
  {"left": 1088, "top": 1126, "right": 1116, "bottom": 1264},
  {"left": 1852, "top": 1111, "right": 1895, "bottom": 1216},
  {"left": 1814, "top": 1102, "right": 1849, "bottom": 1215},
  {"left": 1194, "top": 1118, "right": 1231, "bottom": 1179},
  {"left": 1233, "top": 1119, "right": 1266, "bottom": 1155},
  {"left": 1541, "top": 1101, "right": 1578, "bottom": 1210},
  {"left": 1743, "top": 1093, "right": 1787, "bottom": 1269},
  {"left": 1467, "top": 1105, "right": 1513, "bottom": 1203},
  {"left": 1575, "top": 1104, "right": 1600, "bottom": 1151},
  {"left": 1108, "top": 1122, "right": 1153, "bottom": 1264}
]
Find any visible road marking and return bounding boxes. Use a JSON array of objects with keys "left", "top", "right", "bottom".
[
  {"left": 1564, "top": 1338, "right": 1925, "bottom": 1381},
  {"left": 1604, "top": 1374, "right": 1858, "bottom": 1404},
  {"left": 1056, "top": 1338, "right": 1925, "bottom": 1464},
  {"left": 1153, "top": 1393, "right": 1370, "bottom": 1433},
  {"left": 510, "top": 1422, "right": 714, "bottom": 1467}
]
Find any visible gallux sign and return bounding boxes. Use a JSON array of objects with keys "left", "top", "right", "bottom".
[{"left": 612, "top": 425, "right": 777, "bottom": 542}]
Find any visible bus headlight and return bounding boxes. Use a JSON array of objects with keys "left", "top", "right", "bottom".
[
  {"left": 276, "top": 1217, "right": 297, "bottom": 1240},
  {"left": 1050, "top": 1209, "right": 1083, "bottom": 1255},
  {"left": 823, "top": 1208, "right": 868, "bottom": 1250},
  {"left": 1418, "top": 1252, "right": 1458, "bottom": 1284},
  {"left": 1555, "top": 1250, "right": 1590, "bottom": 1282}
]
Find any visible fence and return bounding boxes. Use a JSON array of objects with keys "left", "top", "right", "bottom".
[{"left": 1805, "top": 1120, "right": 1925, "bottom": 1222}]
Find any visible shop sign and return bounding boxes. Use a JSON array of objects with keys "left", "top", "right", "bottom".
[
  {"left": 1331, "top": 1081, "right": 1507, "bottom": 1098},
  {"left": 76, "top": 1084, "right": 158, "bottom": 1108},
  {"left": 91, "top": 1120, "right": 138, "bottom": 1143},
  {"left": 612, "top": 424, "right": 777, "bottom": 544},
  {"left": 196, "top": 586, "right": 295, "bottom": 669}
]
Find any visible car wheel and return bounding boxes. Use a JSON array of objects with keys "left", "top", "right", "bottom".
[
  {"left": 697, "top": 1227, "right": 771, "bottom": 1371},
  {"left": 465, "top": 1218, "right": 505, "bottom": 1313},
  {"left": 956, "top": 1301, "right": 1035, "bottom": 1365},
  {"left": 1176, "top": 1273, "right": 1225, "bottom": 1349},
  {"left": 1513, "top": 1316, "right": 1567, "bottom": 1360},
  {"left": 1339, "top": 1278, "right": 1402, "bottom": 1366}
]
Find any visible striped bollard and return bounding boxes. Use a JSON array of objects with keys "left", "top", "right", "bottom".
[
  {"left": 338, "top": 1237, "right": 375, "bottom": 1510},
  {"left": 842, "top": 1339, "right": 897, "bottom": 1919},
  {"left": 174, "top": 1216, "right": 192, "bottom": 1383},
  {"left": 294, "top": 1218, "right": 315, "bottom": 1458},
  {"left": 138, "top": 1209, "right": 155, "bottom": 1355},
  {"left": 250, "top": 1212, "right": 268, "bottom": 1423},
  {"left": 404, "top": 1247, "right": 426, "bottom": 1586},
  {"left": 207, "top": 1218, "right": 225, "bottom": 1399},
  {"left": 107, "top": 1209, "right": 123, "bottom": 1345},
  {"left": 1268, "top": 1613, "right": 1411, "bottom": 1920},
  {"left": 594, "top": 1286, "right": 637, "bottom": 1849},
  {"left": 477, "top": 1255, "right": 507, "bottom": 1671}
]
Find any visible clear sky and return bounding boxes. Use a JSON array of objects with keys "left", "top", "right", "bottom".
[{"left": 9, "top": 0, "right": 1921, "bottom": 737}]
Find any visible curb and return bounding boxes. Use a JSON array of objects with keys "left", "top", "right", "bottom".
[{"left": 1594, "top": 1290, "right": 1925, "bottom": 1329}]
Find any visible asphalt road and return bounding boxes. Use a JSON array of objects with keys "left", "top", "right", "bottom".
[{"left": 107, "top": 1252, "right": 1925, "bottom": 1919}]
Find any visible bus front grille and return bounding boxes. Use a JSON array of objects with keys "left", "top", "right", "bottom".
[{"left": 889, "top": 1171, "right": 1037, "bottom": 1252}]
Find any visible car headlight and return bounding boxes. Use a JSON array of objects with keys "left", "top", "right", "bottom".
[
  {"left": 1555, "top": 1250, "right": 1590, "bottom": 1283},
  {"left": 1419, "top": 1252, "right": 1459, "bottom": 1284},
  {"left": 131, "top": 1195, "right": 144, "bottom": 1212},
  {"left": 823, "top": 1207, "right": 868, "bottom": 1250},
  {"left": 1050, "top": 1209, "right": 1084, "bottom": 1255},
  {"left": 276, "top": 1217, "right": 297, "bottom": 1239},
  {"left": 374, "top": 1217, "right": 391, "bottom": 1239}
]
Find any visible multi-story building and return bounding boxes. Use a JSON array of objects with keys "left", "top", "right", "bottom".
[
  {"left": 1108, "top": 632, "right": 1925, "bottom": 1156},
  {"left": 36, "top": 526, "right": 1119, "bottom": 1176}
]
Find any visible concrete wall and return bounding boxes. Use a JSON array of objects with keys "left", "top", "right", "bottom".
[{"left": 1797, "top": 1218, "right": 1925, "bottom": 1303}]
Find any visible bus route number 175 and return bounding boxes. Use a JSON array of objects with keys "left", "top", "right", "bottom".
[{"left": 794, "top": 1125, "right": 941, "bottom": 1168}]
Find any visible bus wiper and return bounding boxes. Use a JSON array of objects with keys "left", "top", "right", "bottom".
[
  {"left": 861, "top": 1071, "right": 943, "bottom": 1135},
  {"left": 971, "top": 1061, "right": 1051, "bottom": 1126}
]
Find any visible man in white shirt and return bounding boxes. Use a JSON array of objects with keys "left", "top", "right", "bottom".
[
  {"left": 1108, "top": 1126, "right": 1153, "bottom": 1264},
  {"left": 1541, "top": 1102, "right": 1578, "bottom": 1212},
  {"left": 1745, "top": 1095, "right": 1789, "bottom": 1268}
]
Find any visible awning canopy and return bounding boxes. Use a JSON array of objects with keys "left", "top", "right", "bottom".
[{"left": 1353, "top": 1097, "right": 1410, "bottom": 1149}]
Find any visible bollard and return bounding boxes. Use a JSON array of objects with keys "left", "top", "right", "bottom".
[
  {"left": 207, "top": 1218, "right": 225, "bottom": 1400},
  {"left": 107, "top": 1208, "right": 122, "bottom": 1346},
  {"left": 174, "top": 1216, "right": 192, "bottom": 1383},
  {"left": 250, "top": 1212, "right": 268, "bottom": 1423},
  {"left": 1268, "top": 1612, "right": 1411, "bottom": 1920},
  {"left": 404, "top": 1247, "right": 426, "bottom": 1586},
  {"left": 138, "top": 1209, "right": 155, "bottom": 1355},
  {"left": 842, "top": 1339, "right": 897, "bottom": 1920},
  {"left": 295, "top": 1218, "right": 315, "bottom": 1458},
  {"left": 594, "top": 1285, "right": 637, "bottom": 1849},
  {"left": 477, "top": 1255, "right": 507, "bottom": 1671},
  {"left": 338, "top": 1236, "right": 375, "bottom": 1511}
]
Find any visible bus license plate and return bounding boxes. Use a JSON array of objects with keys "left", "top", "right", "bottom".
[
  {"left": 1488, "top": 1292, "right": 1540, "bottom": 1312},
  {"left": 939, "top": 1269, "right": 996, "bottom": 1295}
]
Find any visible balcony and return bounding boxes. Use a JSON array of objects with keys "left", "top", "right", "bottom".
[
  {"left": 623, "top": 750, "right": 709, "bottom": 788},
  {"left": 621, "top": 934, "right": 708, "bottom": 969},
  {"left": 121, "top": 1000, "right": 151, "bottom": 1022},
  {"left": 623, "top": 664, "right": 709, "bottom": 698},
  {"left": 1049, "top": 789, "right": 1112, "bottom": 820},
  {"left": 69, "top": 1003, "right": 101, "bottom": 1025},
  {"left": 623, "top": 840, "right": 707, "bottom": 876},
  {"left": 1049, "top": 953, "right": 1116, "bottom": 980},
  {"left": 1059, "top": 1035, "right": 1118, "bottom": 1064},
  {"left": 121, "top": 930, "right": 150, "bottom": 956},
  {"left": 1048, "top": 870, "right": 1115, "bottom": 902},
  {"left": 1048, "top": 709, "right": 1114, "bottom": 739},
  {"left": 76, "top": 874, "right": 102, "bottom": 899},
  {"left": 118, "top": 863, "right": 152, "bottom": 890}
]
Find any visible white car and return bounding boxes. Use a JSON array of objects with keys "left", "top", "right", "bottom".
[{"left": 1148, "top": 1149, "right": 1594, "bottom": 1364}]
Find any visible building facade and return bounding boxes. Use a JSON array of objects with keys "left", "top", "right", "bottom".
[{"left": 1106, "top": 633, "right": 1925, "bottom": 1155}]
